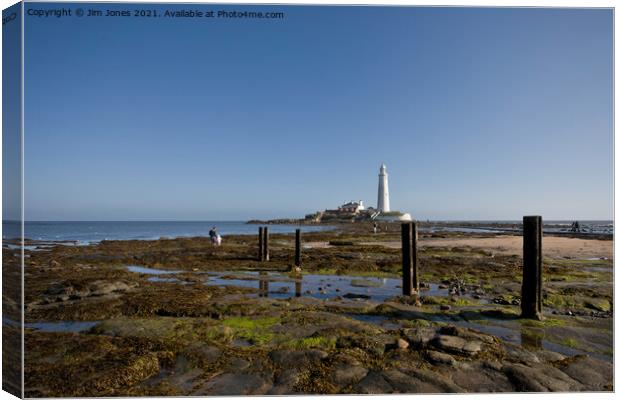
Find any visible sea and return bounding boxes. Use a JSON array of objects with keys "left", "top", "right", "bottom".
[
  {"left": 2, "top": 221, "right": 332, "bottom": 244},
  {"left": 1, "top": 220, "right": 613, "bottom": 244}
]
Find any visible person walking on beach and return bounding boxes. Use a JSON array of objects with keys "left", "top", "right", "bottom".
[{"left": 209, "top": 226, "right": 218, "bottom": 244}]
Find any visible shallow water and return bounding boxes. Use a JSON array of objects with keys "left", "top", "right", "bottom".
[
  {"left": 127, "top": 265, "right": 181, "bottom": 275},
  {"left": 25, "top": 321, "right": 99, "bottom": 333},
  {"left": 123, "top": 266, "right": 453, "bottom": 301},
  {"left": 148, "top": 276, "right": 187, "bottom": 284},
  {"left": 204, "top": 271, "right": 449, "bottom": 302}
]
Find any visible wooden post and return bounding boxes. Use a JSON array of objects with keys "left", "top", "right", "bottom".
[
  {"left": 263, "top": 226, "right": 269, "bottom": 262},
  {"left": 258, "top": 227, "right": 264, "bottom": 261},
  {"left": 401, "top": 223, "right": 413, "bottom": 296},
  {"left": 411, "top": 221, "right": 419, "bottom": 293},
  {"left": 295, "top": 229, "right": 302, "bottom": 267},
  {"left": 521, "top": 216, "right": 543, "bottom": 320}
]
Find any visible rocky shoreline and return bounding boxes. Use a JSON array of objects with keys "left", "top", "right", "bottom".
[{"left": 4, "top": 224, "right": 613, "bottom": 395}]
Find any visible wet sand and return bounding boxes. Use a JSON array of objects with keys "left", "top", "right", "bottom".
[{"left": 337, "top": 235, "right": 612, "bottom": 260}]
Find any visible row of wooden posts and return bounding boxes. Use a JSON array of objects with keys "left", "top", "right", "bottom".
[
  {"left": 257, "top": 226, "right": 303, "bottom": 267},
  {"left": 256, "top": 215, "right": 543, "bottom": 320}
]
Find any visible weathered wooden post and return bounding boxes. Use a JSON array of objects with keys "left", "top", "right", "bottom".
[
  {"left": 521, "top": 216, "right": 543, "bottom": 320},
  {"left": 258, "top": 227, "right": 264, "bottom": 261},
  {"left": 295, "top": 229, "right": 302, "bottom": 267},
  {"left": 263, "top": 226, "right": 270, "bottom": 261},
  {"left": 401, "top": 223, "right": 413, "bottom": 296},
  {"left": 411, "top": 221, "right": 419, "bottom": 293}
]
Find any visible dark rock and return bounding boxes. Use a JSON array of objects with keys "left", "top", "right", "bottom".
[
  {"left": 380, "top": 368, "right": 463, "bottom": 393},
  {"left": 535, "top": 350, "right": 565, "bottom": 363},
  {"left": 195, "top": 373, "right": 272, "bottom": 395},
  {"left": 228, "top": 357, "right": 251, "bottom": 371},
  {"left": 440, "top": 305, "right": 451, "bottom": 311},
  {"left": 186, "top": 344, "right": 221, "bottom": 363},
  {"left": 506, "top": 348, "right": 540, "bottom": 366},
  {"left": 558, "top": 355, "right": 613, "bottom": 391},
  {"left": 502, "top": 362, "right": 583, "bottom": 392},
  {"left": 336, "top": 336, "right": 385, "bottom": 357},
  {"left": 451, "top": 361, "right": 514, "bottom": 392},
  {"left": 403, "top": 327, "right": 437, "bottom": 349},
  {"left": 406, "top": 368, "right": 464, "bottom": 393},
  {"left": 343, "top": 293, "right": 371, "bottom": 300},
  {"left": 438, "top": 326, "right": 496, "bottom": 344},
  {"left": 433, "top": 335, "right": 482, "bottom": 356},
  {"left": 269, "top": 349, "right": 328, "bottom": 370},
  {"left": 426, "top": 350, "right": 456, "bottom": 366},
  {"left": 353, "top": 370, "right": 393, "bottom": 394},
  {"left": 268, "top": 369, "right": 299, "bottom": 394},
  {"left": 332, "top": 365, "right": 368, "bottom": 386}
]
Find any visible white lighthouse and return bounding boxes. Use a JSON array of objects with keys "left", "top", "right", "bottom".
[{"left": 377, "top": 163, "right": 390, "bottom": 212}]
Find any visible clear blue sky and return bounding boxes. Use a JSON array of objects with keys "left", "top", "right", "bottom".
[{"left": 22, "top": 4, "right": 612, "bottom": 221}]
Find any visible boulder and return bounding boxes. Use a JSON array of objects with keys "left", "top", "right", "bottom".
[
  {"left": 195, "top": 373, "right": 272, "bottom": 395},
  {"left": 353, "top": 371, "right": 393, "bottom": 394},
  {"left": 403, "top": 327, "right": 437, "bottom": 349},
  {"left": 426, "top": 350, "right": 456, "bottom": 366},
  {"left": 269, "top": 349, "right": 328, "bottom": 370},
  {"left": 332, "top": 365, "right": 368, "bottom": 386},
  {"left": 502, "top": 362, "right": 583, "bottom": 392},
  {"left": 433, "top": 335, "right": 482, "bottom": 356}
]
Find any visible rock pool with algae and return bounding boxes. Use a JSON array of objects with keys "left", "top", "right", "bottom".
[{"left": 6, "top": 223, "right": 613, "bottom": 396}]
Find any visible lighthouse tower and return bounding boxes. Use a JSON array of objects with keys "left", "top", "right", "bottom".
[{"left": 377, "top": 163, "right": 390, "bottom": 212}]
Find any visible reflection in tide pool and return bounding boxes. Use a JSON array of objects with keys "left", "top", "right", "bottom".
[{"left": 205, "top": 271, "right": 448, "bottom": 302}]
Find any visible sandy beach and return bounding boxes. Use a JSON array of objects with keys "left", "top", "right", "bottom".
[{"left": 350, "top": 235, "right": 613, "bottom": 260}]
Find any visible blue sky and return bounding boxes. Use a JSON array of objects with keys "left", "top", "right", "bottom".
[{"left": 21, "top": 4, "right": 612, "bottom": 221}]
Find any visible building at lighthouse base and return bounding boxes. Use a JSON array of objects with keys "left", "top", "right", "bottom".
[{"left": 303, "top": 200, "right": 412, "bottom": 223}]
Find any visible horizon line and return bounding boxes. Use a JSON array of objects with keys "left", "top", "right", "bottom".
[{"left": 2, "top": 219, "right": 614, "bottom": 223}]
